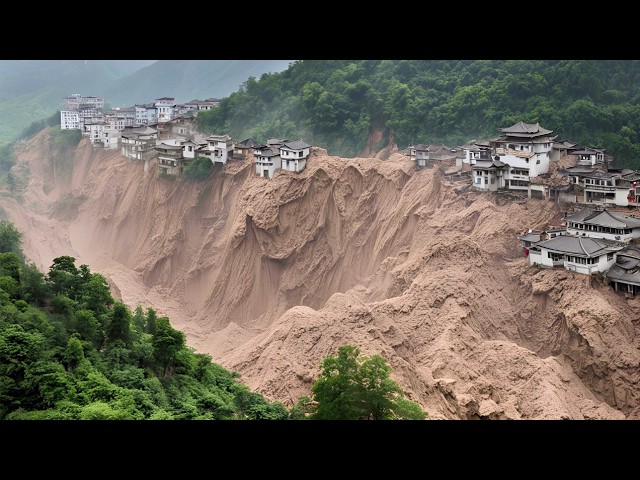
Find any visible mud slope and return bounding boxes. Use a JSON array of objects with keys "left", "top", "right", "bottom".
[{"left": 2, "top": 129, "right": 639, "bottom": 419}]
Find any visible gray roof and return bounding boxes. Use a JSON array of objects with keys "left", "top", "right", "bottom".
[
  {"left": 566, "top": 208, "right": 640, "bottom": 229},
  {"left": 281, "top": 140, "right": 311, "bottom": 150},
  {"left": 473, "top": 159, "right": 506, "bottom": 169},
  {"left": 518, "top": 233, "right": 541, "bottom": 242},
  {"left": 573, "top": 148, "right": 604, "bottom": 155},
  {"left": 553, "top": 139, "right": 578, "bottom": 149},
  {"left": 606, "top": 265, "right": 640, "bottom": 284},
  {"left": 206, "top": 134, "right": 231, "bottom": 142},
  {"left": 565, "top": 166, "right": 597, "bottom": 174},
  {"left": 605, "top": 261, "right": 640, "bottom": 285},
  {"left": 500, "top": 121, "right": 553, "bottom": 137},
  {"left": 156, "top": 143, "right": 183, "bottom": 150},
  {"left": 536, "top": 235, "right": 624, "bottom": 257},
  {"left": 255, "top": 147, "right": 278, "bottom": 158}
]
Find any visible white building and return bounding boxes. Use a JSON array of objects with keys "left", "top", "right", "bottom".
[
  {"left": 605, "top": 245, "right": 640, "bottom": 295},
  {"left": 254, "top": 144, "right": 282, "bottom": 178},
  {"left": 155, "top": 97, "right": 176, "bottom": 123},
  {"left": 198, "top": 134, "right": 233, "bottom": 165},
  {"left": 60, "top": 110, "right": 80, "bottom": 130},
  {"left": 121, "top": 125, "right": 158, "bottom": 161},
  {"left": 472, "top": 159, "right": 507, "bottom": 191},
  {"left": 64, "top": 94, "right": 104, "bottom": 111},
  {"left": 565, "top": 207, "right": 640, "bottom": 242},
  {"left": 487, "top": 121, "right": 556, "bottom": 192},
  {"left": 279, "top": 140, "right": 311, "bottom": 172},
  {"left": 527, "top": 235, "right": 623, "bottom": 275}
]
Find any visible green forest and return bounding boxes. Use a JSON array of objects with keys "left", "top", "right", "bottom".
[
  {"left": 195, "top": 60, "right": 640, "bottom": 168},
  {"left": 0, "top": 221, "right": 425, "bottom": 420}
]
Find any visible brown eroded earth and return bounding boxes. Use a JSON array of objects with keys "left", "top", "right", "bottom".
[{"left": 2, "top": 127, "right": 639, "bottom": 419}]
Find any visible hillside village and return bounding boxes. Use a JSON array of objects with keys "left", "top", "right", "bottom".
[{"left": 60, "top": 94, "right": 640, "bottom": 296}]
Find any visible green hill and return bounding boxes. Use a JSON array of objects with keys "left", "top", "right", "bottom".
[{"left": 195, "top": 60, "right": 640, "bottom": 167}]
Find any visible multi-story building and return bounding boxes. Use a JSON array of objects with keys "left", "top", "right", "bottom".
[
  {"left": 470, "top": 121, "right": 556, "bottom": 194},
  {"left": 279, "top": 140, "right": 311, "bottom": 173},
  {"left": 197, "top": 134, "right": 234, "bottom": 165},
  {"left": 121, "top": 126, "right": 158, "bottom": 161},
  {"left": 155, "top": 97, "right": 176, "bottom": 123}
]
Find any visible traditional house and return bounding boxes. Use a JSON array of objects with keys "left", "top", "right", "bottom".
[
  {"left": 472, "top": 158, "right": 507, "bottom": 191},
  {"left": 155, "top": 142, "right": 186, "bottom": 176},
  {"left": 156, "top": 116, "right": 204, "bottom": 143},
  {"left": 279, "top": 140, "right": 311, "bottom": 172},
  {"left": 527, "top": 235, "right": 624, "bottom": 274},
  {"left": 253, "top": 143, "right": 282, "bottom": 178},
  {"left": 605, "top": 244, "right": 640, "bottom": 295},
  {"left": 518, "top": 227, "right": 567, "bottom": 249},
  {"left": 565, "top": 207, "right": 640, "bottom": 242},
  {"left": 463, "top": 141, "right": 492, "bottom": 165},
  {"left": 489, "top": 121, "right": 557, "bottom": 192},
  {"left": 409, "top": 143, "right": 459, "bottom": 167},
  {"left": 197, "top": 134, "right": 234, "bottom": 165},
  {"left": 233, "top": 138, "right": 257, "bottom": 159},
  {"left": 181, "top": 99, "right": 219, "bottom": 115},
  {"left": 573, "top": 147, "right": 606, "bottom": 167},
  {"left": 121, "top": 125, "right": 158, "bottom": 161},
  {"left": 550, "top": 139, "right": 579, "bottom": 162}
]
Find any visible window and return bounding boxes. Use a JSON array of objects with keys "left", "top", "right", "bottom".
[{"left": 608, "top": 253, "right": 614, "bottom": 261}]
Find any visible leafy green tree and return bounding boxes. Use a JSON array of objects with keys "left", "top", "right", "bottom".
[
  {"left": 19, "top": 262, "right": 49, "bottom": 306},
  {"left": 152, "top": 316, "right": 185, "bottom": 377},
  {"left": 0, "top": 221, "right": 23, "bottom": 259},
  {"left": 47, "top": 256, "right": 81, "bottom": 300},
  {"left": 308, "top": 345, "right": 427, "bottom": 420},
  {"left": 132, "top": 305, "right": 146, "bottom": 332},
  {"left": 0, "top": 252, "right": 21, "bottom": 281},
  {"left": 182, "top": 156, "right": 214, "bottom": 181},
  {"left": 105, "top": 301, "right": 132, "bottom": 346},
  {"left": 146, "top": 307, "right": 158, "bottom": 335}
]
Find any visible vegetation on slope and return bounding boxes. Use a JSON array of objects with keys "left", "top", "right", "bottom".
[
  {"left": 0, "top": 220, "right": 424, "bottom": 420},
  {"left": 195, "top": 60, "right": 640, "bottom": 167},
  {"left": 0, "top": 221, "right": 289, "bottom": 420}
]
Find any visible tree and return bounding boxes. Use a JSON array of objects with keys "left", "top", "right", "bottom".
[
  {"left": 152, "top": 316, "right": 185, "bottom": 377},
  {"left": 182, "top": 156, "right": 214, "bottom": 180},
  {"left": 105, "top": 301, "right": 132, "bottom": 346},
  {"left": 0, "top": 221, "right": 23, "bottom": 259},
  {"left": 308, "top": 345, "right": 427, "bottom": 420}
]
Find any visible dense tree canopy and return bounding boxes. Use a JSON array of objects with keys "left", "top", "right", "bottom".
[
  {"left": 196, "top": 60, "right": 640, "bottom": 167},
  {"left": 0, "top": 223, "right": 289, "bottom": 420}
]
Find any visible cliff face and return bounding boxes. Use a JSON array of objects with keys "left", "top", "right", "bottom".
[{"left": 3, "top": 128, "right": 639, "bottom": 419}]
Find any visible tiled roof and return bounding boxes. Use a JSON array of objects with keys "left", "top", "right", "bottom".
[
  {"left": 473, "top": 159, "right": 506, "bottom": 169},
  {"left": 605, "top": 263, "right": 640, "bottom": 285},
  {"left": 615, "top": 244, "right": 640, "bottom": 261},
  {"left": 282, "top": 140, "right": 311, "bottom": 150},
  {"left": 206, "top": 134, "right": 231, "bottom": 142},
  {"left": 537, "top": 235, "right": 623, "bottom": 257},
  {"left": 255, "top": 147, "right": 278, "bottom": 157},
  {"left": 566, "top": 208, "right": 640, "bottom": 229},
  {"left": 518, "top": 233, "right": 541, "bottom": 242},
  {"left": 565, "top": 166, "right": 597, "bottom": 174},
  {"left": 156, "top": 143, "right": 183, "bottom": 150},
  {"left": 501, "top": 121, "right": 553, "bottom": 137}
]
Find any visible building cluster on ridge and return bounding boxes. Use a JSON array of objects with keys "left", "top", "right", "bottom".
[
  {"left": 60, "top": 94, "right": 311, "bottom": 179},
  {"left": 61, "top": 95, "right": 640, "bottom": 296}
]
